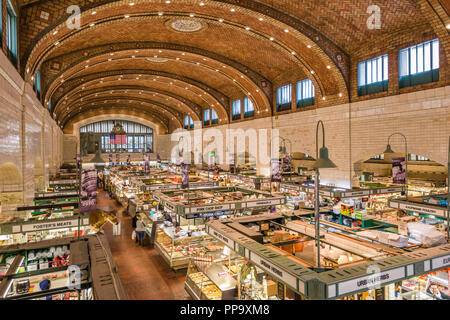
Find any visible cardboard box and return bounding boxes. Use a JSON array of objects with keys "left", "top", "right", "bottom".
[
  {"left": 274, "top": 230, "right": 290, "bottom": 241},
  {"left": 266, "top": 280, "right": 277, "bottom": 297}
]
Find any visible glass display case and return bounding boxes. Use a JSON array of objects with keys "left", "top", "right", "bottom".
[
  {"left": 154, "top": 223, "right": 221, "bottom": 270},
  {"left": 185, "top": 251, "right": 242, "bottom": 300}
]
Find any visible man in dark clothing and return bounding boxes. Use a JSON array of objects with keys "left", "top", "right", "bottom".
[
  {"left": 131, "top": 215, "right": 138, "bottom": 243},
  {"left": 427, "top": 284, "right": 450, "bottom": 300}
]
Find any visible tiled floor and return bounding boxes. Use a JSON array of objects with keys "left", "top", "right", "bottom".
[{"left": 98, "top": 191, "right": 190, "bottom": 300}]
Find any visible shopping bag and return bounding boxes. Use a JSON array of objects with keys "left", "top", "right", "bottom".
[{"left": 131, "top": 230, "right": 136, "bottom": 240}]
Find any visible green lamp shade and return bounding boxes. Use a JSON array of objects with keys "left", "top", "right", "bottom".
[
  {"left": 384, "top": 144, "right": 395, "bottom": 154},
  {"left": 312, "top": 147, "right": 337, "bottom": 169}
]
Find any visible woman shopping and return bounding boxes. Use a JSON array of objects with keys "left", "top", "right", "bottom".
[{"left": 135, "top": 217, "right": 146, "bottom": 246}]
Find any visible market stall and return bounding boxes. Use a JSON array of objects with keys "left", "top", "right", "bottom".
[
  {"left": 151, "top": 187, "right": 286, "bottom": 270},
  {"left": 206, "top": 212, "right": 450, "bottom": 300},
  {"left": 0, "top": 234, "right": 125, "bottom": 300}
]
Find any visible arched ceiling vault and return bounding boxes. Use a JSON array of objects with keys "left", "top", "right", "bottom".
[
  {"left": 17, "top": 0, "right": 446, "bottom": 132},
  {"left": 55, "top": 85, "right": 206, "bottom": 121},
  {"left": 58, "top": 95, "right": 184, "bottom": 128},
  {"left": 42, "top": 43, "right": 273, "bottom": 109}
]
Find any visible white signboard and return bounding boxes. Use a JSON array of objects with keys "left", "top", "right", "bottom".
[
  {"left": 21, "top": 219, "right": 84, "bottom": 232},
  {"left": 375, "top": 187, "right": 404, "bottom": 194},
  {"left": 337, "top": 267, "right": 405, "bottom": 296},
  {"left": 390, "top": 201, "right": 447, "bottom": 218},
  {"left": 251, "top": 252, "right": 301, "bottom": 294},
  {"left": 341, "top": 190, "right": 370, "bottom": 198},
  {"left": 189, "top": 204, "right": 233, "bottom": 214},
  {"left": 431, "top": 254, "right": 450, "bottom": 270},
  {"left": 246, "top": 199, "right": 282, "bottom": 208}
]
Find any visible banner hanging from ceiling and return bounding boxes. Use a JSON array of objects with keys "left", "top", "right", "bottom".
[{"left": 80, "top": 168, "right": 97, "bottom": 213}]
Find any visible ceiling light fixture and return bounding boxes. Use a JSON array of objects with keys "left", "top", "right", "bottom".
[
  {"left": 189, "top": 13, "right": 195, "bottom": 17},
  {"left": 129, "top": 2, "right": 135, "bottom": 5},
  {"left": 291, "top": 51, "right": 296, "bottom": 55},
  {"left": 245, "top": 26, "right": 250, "bottom": 30},
  {"left": 284, "top": 29, "right": 289, "bottom": 32},
  {"left": 53, "top": 30, "right": 58, "bottom": 35},
  {"left": 92, "top": 11, "right": 97, "bottom": 15},
  {"left": 307, "top": 44, "right": 312, "bottom": 48},
  {"left": 199, "top": 2, "right": 205, "bottom": 6},
  {"left": 269, "top": 37, "right": 274, "bottom": 41},
  {"left": 310, "top": 70, "right": 315, "bottom": 74},
  {"left": 218, "top": 18, "right": 224, "bottom": 22},
  {"left": 327, "top": 65, "right": 331, "bottom": 69},
  {"left": 230, "top": 8, "right": 235, "bottom": 12},
  {"left": 89, "top": 23, "right": 95, "bottom": 27},
  {"left": 259, "top": 17, "right": 263, "bottom": 21},
  {"left": 158, "top": 12, "right": 164, "bottom": 16},
  {"left": 124, "top": 14, "right": 130, "bottom": 18},
  {"left": 339, "top": 93, "right": 343, "bottom": 97}
]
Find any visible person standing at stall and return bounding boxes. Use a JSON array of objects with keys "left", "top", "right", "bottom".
[{"left": 135, "top": 217, "right": 146, "bottom": 246}]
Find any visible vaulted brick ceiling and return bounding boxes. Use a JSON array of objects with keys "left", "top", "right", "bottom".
[{"left": 17, "top": 0, "right": 445, "bottom": 134}]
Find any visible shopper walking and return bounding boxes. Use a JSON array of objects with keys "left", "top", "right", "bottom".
[{"left": 135, "top": 217, "right": 146, "bottom": 246}]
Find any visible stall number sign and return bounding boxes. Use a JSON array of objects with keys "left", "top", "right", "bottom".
[
  {"left": 189, "top": 204, "right": 233, "bottom": 214},
  {"left": 431, "top": 254, "right": 450, "bottom": 270},
  {"left": 246, "top": 199, "right": 282, "bottom": 208},
  {"left": 21, "top": 218, "right": 87, "bottom": 232},
  {"left": 337, "top": 267, "right": 405, "bottom": 296},
  {"left": 251, "top": 252, "right": 301, "bottom": 294}
]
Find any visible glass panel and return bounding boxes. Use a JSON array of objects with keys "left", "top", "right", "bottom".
[
  {"left": 366, "top": 60, "right": 372, "bottom": 84},
  {"left": 410, "top": 47, "right": 416, "bottom": 74},
  {"left": 424, "top": 42, "right": 431, "bottom": 72},
  {"left": 432, "top": 39, "right": 439, "bottom": 70},
  {"left": 399, "top": 49, "right": 409, "bottom": 76},
  {"left": 383, "top": 55, "right": 389, "bottom": 80},
  {"left": 377, "top": 57, "right": 382, "bottom": 82},
  {"left": 417, "top": 43, "right": 423, "bottom": 73}
]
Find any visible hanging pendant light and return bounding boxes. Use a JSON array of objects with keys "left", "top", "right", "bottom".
[
  {"left": 312, "top": 146, "right": 337, "bottom": 169},
  {"left": 384, "top": 144, "right": 395, "bottom": 154}
]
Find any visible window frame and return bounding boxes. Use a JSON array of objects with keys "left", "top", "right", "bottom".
[
  {"left": 6, "top": 0, "right": 18, "bottom": 67},
  {"left": 81, "top": 120, "right": 153, "bottom": 153},
  {"left": 399, "top": 39, "right": 439, "bottom": 88},
  {"left": 357, "top": 54, "right": 388, "bottom": 96},
  {"left": 232, "top": 100, "right": 242, "bottom": 120},
  {"left": 276, "top": 83, "right": 292, "bottom": 112},
  {"left": 243, "top": 97, "right": 255, "bottom": 118},
  {"left": 296, "top": 79, "right": 315, "bottom": 108}
]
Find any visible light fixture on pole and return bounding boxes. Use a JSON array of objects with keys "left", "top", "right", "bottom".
[
  {"left": 384, "top": 133, "right": 408, "bottom": 200},
  {"left": 311, "top": 120, "right": 337, "bottom": 268}
]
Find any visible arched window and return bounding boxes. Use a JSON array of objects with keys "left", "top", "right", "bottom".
[
  {"left": 184, "top": 115, "right": 194, "bottom": 129},
  {"left": 80, "top": 120, "right": 153, "bottom": 153}
]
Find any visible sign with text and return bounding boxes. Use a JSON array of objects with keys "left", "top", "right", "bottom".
[
  {"left": 431, "top": 254, "right": 450, "bottom": 270},
  {"left": 337, "top": 267, "right": 405, "bottom": 296},
  {"left": 251, "top": 252, "right": 300, "bottom": 293},
  {"left": 246, "top": 199, "right": 283, "bottom": 208},
  {"left": 21, "top": 218, "right": 89, "bottom": 232}
]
